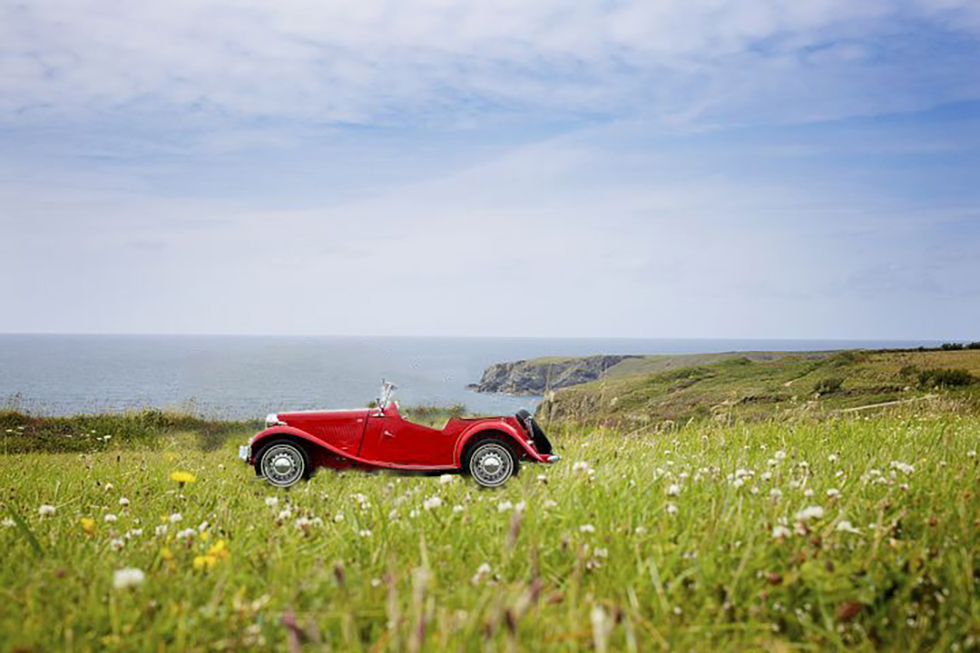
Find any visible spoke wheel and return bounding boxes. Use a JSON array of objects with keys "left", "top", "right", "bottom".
[
  {"left": 260, "top": 442, "right": 307, "bottom": 488},
  {"left": 469, "top": 441, "right": 515, "bottom": 488}
]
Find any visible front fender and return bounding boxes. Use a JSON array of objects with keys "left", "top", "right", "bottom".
[
  {"left": 454, "top": 422, "right": 549, "bottom": 467},
  {"left": 250, "top": 426, "right": 340, "bottom": 462}
]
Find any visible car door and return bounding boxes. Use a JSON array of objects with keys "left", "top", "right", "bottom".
[{"left": 358, "top": 404, "right": 456, "bottom": 466}]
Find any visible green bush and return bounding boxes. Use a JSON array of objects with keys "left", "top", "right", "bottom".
[
  {"left": 898, "top": 364, "right": 919, "bottom": 380},
  {"left": 941, "top": 343, "right": 965, "bottom": 351},
  {"left": 814, "top": 377, "right": 844, "bottom": 394},
  {"left": 967, "top": 342, "right": 980, "bottom": 350},
  {"left": 917, "top": 368, "right": 976, "bottom": 388}
]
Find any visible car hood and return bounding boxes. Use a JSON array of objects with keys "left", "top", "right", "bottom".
[{"left": 276, "top": 408, "right": 373, "bottom": 425}]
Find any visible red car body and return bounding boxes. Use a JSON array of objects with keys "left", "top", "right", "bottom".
[{"left": 240, "top": 389, "right": 558, "bottom": 487}]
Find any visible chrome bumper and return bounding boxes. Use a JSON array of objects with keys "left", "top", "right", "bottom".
[
  {"left": 238, "top": 445, "right": 251, "bottom": 462},
  {"left": 545, "top": 454, "right": 561, "bottom": 463}
]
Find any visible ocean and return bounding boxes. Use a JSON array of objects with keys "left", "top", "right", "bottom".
[{"left": 0, "top": 334, "right": 940, "bottom": 418}]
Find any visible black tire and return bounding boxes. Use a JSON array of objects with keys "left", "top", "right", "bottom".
[
  {"left": 463, "top": 436, "right": 519, "bottom": 488},
  {"left": 255, "top": 439, "right": 311, "bottom": 488}
]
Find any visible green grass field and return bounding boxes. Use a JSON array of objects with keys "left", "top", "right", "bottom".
[{"left": 3, "top": 411, "right": 980, "bottom": 651}]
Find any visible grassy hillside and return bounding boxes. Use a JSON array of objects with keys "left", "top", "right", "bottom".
[
  {"left": 537, "top": 349, "right": 980, "bottom": 426},
  {"left": 3, "top": 414, "right": 980, "bottom": 650}
]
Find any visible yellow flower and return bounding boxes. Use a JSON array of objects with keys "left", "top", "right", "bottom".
[
  {"left": 170, "top": 471, "right": 196, "bottom": 485},
  {"left": 199, "top": 530, "right": 209, "bottom": 542},
  {"left": 207, "top": 539, "right": 230, "bottom": 560},
  {"left": 194, "top": 555, "right": 218, "bottom": 570},
  {"left": 79, "top": 517, "right": 96, "bottom": 535},
  {"left": 160, "top": 547, "right": 173, "bottom": 561}
]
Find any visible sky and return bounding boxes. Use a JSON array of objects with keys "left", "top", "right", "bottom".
[{"left": 1, "top": 0, "right": 979, "bottom": 339}]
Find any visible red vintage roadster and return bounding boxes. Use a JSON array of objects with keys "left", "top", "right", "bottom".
[{"left": 239, "top": 382, "right": 559, "bottom": 488}]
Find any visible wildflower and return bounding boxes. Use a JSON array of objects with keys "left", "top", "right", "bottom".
[
  {"left": 543, "top": 500, "right": 558, "bottom": 509},
  {"left": 194, "top": 555, "right": 218, "bottom": 570},
  {"left": 666, "top": 502, "right": 678, "bottom": 516},
  {"left": 169, "top": 513, "right": 183, "bottom": 523},
  {"left": 803, "top": 489, "right": 814, "bottom": 498},
  {"left": 828, "top": 454, "right": 838, "bottom": 464},
  {"left": 572, "top": 461, "right": 594, "bottom": 475},
  {"left": 733, "top": 478, "right": 745, "bottom": 489},
  {"left": 666, "top": 484, "right": 681, "bottom": 497},
  {"left": 207, "top": 539, "right": 230, "bottom": 560},
  {"left": 104, "top": 513, "right": 118, "bottom": 523},
  {"left": 579, "top": 524, "right": 596, "bottom": 533},
  {"left": 471, "top": 562, "right": 492, "bottom": 585},
  {"left": 794, "top": 506, "right": 825, "bottom": 522},
  {"left": 264, "top": 497, "right": 279, "bottom": 508},
  {"left": 594, "top": 547, "right": 608, "bottom": 558},
  {"left": 537, "top": 474, "right": 548, "bottom": 484},
  {"left": 772, "top": 525, "right": 792, "bottom": 539},
  {"left": 333, "top": 512, "right": 345, "bottom": 523},
  {"left": 761, "top": 471, "right": 772, "bottom": 481},
  {"left": 80, "top": 517, "right": 96, "bottom": 535},
  {"left": 439, "top": 474, "right": 454, "bottom": 485},
  {"left": 452, "top": 505, "right": 465, "bottom": 514},
  {"left": 827, "top": 488, "right": 841, "bottom": 499},
  {"left": 104, "top": 483, "right": 114, "bottom": 491},
  {"left": 126, "top": 528, "right": 143, "bottom": 539},
  {"left": 160, "top": 547, "right": 173, "bottom": 561},
  {"left": 119, "top": 497, "right": 130, "bottom": 507},
  {"left": 423, "top": 496, "right": 443, "bottom": 511},
  {"left": 634, "top": 526, "right": 648, "bottom": 535},
  {"left": 294, "top": 517, "right": 313, "bottom": 532},
  {"left": 769, "top": 488, "right": 783, "bottom": 500},
  {"left": 38, "top": 505, "right": 56, "bottom": 517},
  {"left": 836, "top": 520, "right": 860, "bottom": 534},
  {"left": 277, "top": 509, "right": 292, "bottom": 521},
  {"left": 170, "top": 471, "right": 196, "bottom": 485},
  {"left": 109, "top": 538, "right": 125, "bottom": 551},
  {"left": 176, "top": 528, "right": 197, "bottom": 540},
  {"left": 968, "top": 450, "right": 977, "bottom": 459},
  {"left": 890, "top": 461, "right": 915, "bottom": 475},
  {"left": 497, "top": 500, "right": 513, "bottom": 513},
  {"left": 1, "top": 518, "right": 15, "bottom": 528},
  {"left": 514, "top": 500, "right": 527, "bottom": 512},
  {"left": 358, "top": 529, "right": 372, "bottom": 538},
  {"left": 154, "top": 525, "right": 168, "bottom": 537},
  {"left": 112, "top": 568, "right": 145, "bottom": 589},
  {"left": 775, "top": 450, "right": 787, "bottom": 460}
]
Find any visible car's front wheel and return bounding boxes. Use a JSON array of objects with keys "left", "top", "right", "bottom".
[
  {"left": 257, "top": 440, "right": 309, "bottom": 488},
  {"left": 467, "top": 439, "right": 517, "bottom": 488}
]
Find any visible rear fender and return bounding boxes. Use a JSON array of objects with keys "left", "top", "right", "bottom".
[{"left": 454, "top": 422, "right": 544, "bottom": 467}]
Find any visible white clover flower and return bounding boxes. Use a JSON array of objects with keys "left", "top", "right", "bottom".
[
  {"left": 104, "top": 483, "right": 114, "bottom": 491},
  {"left": 176, "top": 528, "right": 197, "bottom": 540},
  {"left": 828, "top": 454, "right": 839, "bottom": 464},
  {"left": 126, "top": 528, "right": 143, "bottom": 539},
  {"left": 594, "top": 547, "right": 608, "bottom": 558},
  {"left": 634, "top": 526, "right": 648, "bottom": 535},
  {"left": 579, "top": 524, "right": 596, "bottom": 533},
  {"left": 423, "top": 496, "right": 443, "bottom": 511},
  {"left": 890, "top": 461, "right": 915, "bottom": 475},
  {"left": 666, "top": 502, "right": 678, "bottom": 516},
  {"left": 154, "top": 525, "right": 168, "bottom": 537},
  {"left": 571, "top": 461, "right": 592, "bottom": 474},
  {"left": 775, "top": 450, "right": 787, "bottom": 460},
  {"left": 537, "top": 474, "right": 548, "bottom": 483},
  {"left": 514, "top": 500, "right": 526, "bottom": 512},
  {"left": 109, "top": 538, "right": 125, "bottom": 551},
  {"left": 409, "top": 509, "right": 420, "bottom": 519},
  {"left": 439, "top": 474, "right": 454, "bottom": 485},
  {"left": 294, "top": 517, "right": 313, "bottom": 531},
  {"left": 118, "top": 497, "right": 130, "bottom": 507},
  {"left": 471, "top": 562, "right": 492, "bottom": 584},
  {"left": 2, "top": 518, "right": 16, "bottom": 528},
  {"left": 497, "top": 500, "right": 513, "bottom": 513},
  {"left": 38, "top": 505, "right": 56, "bottom": 517},
  {"left": 968, "top": 450, "right": 977, "bottom": 459},
  {"left": 351, "top": 493, "right": 368, "bottom": 505},
  {"left": 666, "top": 484, "right": 681, "bottom": 497},
  {"left": 761, "top": 471, "right": 772, "bottom": 481},
  {"left": 769, "top": 488, "right": 783, "bottom": 500},
  {"left": 104, "top": 513, "right": 118, "bottom": 523},
  {"left": 168, "top": 513, "right": 183, "bottom": 523},
  {"left": 358, "top": 529, "right": 372, "bottom": 538},
  {"left": 198, "top": 521, "right": 210, "bottom": 533},
  {"left": 112, "top": 567, "right": 145, "bottom": 589},
  {"left": 836, "top": 520, "right": 860, "bottom": 534},
  {"left": 827, "top": 488, "right": 841, "bottom": 499},
  {"left": 794, "top": 506, "right": 825, "bottom": 522},
  {"left": 543, "top": 500, "right": 558, "bottom": 509},
  {"left": 333, "top": 512, "right": 345, "bottom": 523},
  {"left": 265, "top": 497, "right": 279, "bottom": 507},
  {"left": 277, "top": 509, "right": 293, "bottom": 521},
  {"left": 452, "top": 505, "right": 465, "bottom": 514},
  {"left": 772, "top": 524, "right": 792, "bottom": 539},
  {"left": 803, "top": 489, "right": 814, "bottom": 498},
  {"left": 732, "top": 478, "right": 745, "bottom": 489}
]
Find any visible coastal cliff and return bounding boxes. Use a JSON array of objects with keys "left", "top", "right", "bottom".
[{"left": 467, "top": 355, "right": 640, "bottom": 395}]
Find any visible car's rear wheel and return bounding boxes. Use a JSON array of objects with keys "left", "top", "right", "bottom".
[
  {"left": 257, "top": 440, "right": 309, "bottom": 488},
  {"left": 467, "top": 439, "right": 517, "bottom": 488}
]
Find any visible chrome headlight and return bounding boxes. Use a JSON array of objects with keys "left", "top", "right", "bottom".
[{"left": 266, "top": 413, "right": 284, "bottom": 427}]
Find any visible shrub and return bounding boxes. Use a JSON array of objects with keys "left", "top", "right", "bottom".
[
  {"left": 917, "top": 368, "right": 976, "bottom": 388},
  {"left": 898, "top": 365, "right": 919, "bottom": 380},
  {"left": 814, "top": 377, "right": 844, "bottom": 394},
  {"left": 967, "top": 342, "right": 980, "bottom": 350},
  {"left": 941, "top": 343, "right": 965, "bottom": 351}
]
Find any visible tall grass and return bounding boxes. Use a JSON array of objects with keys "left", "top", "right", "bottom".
[{"left": 2, "top": 413, "right": 979, "bottom": 650}]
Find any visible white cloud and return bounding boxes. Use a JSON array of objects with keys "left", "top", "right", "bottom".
[{"left": 2, "top": 0, "right": 979, "bottom": 131}]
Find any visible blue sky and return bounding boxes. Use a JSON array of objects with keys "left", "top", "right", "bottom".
[{"left": 1, "top": 0, "right": 978, "bottom": 338}]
